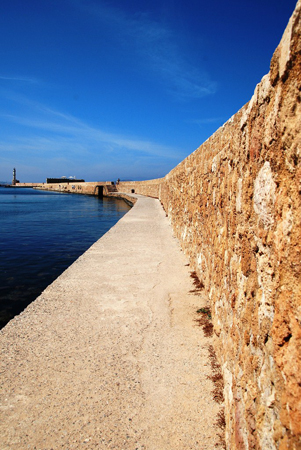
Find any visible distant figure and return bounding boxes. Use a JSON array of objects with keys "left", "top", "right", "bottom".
[{"left": 117, "top": 178, "right": 120, "bottom": 184}]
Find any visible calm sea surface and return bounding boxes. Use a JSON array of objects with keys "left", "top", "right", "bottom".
[{"left": 0, "top": 187, "right": 131, "bottom": 329}]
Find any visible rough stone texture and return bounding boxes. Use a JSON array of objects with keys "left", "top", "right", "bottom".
[
  {"left": 117, "top": 179, "right": 164, "bottom": 198},
  {"left": 33, "top": 181, "right": 114, "bottom": 195},
  {"left": 158, "top": 3, "right": 301, "bottom": 449},
  {"left": 0, "top": 196, "right": 223, "bottom": 449},
  {"left": 15, "top": 180, "right": 163, "bottom": 198}
]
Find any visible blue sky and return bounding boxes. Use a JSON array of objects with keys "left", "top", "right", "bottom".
[{"left": 0, "top": 0, "right": 297, "bottom": 182}]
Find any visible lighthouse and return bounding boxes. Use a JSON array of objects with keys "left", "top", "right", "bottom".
[{"left": 12, "top": 168, "right": 19, "bottom": 185}]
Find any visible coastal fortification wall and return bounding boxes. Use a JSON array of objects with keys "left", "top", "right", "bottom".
[
  {"left": 15, "top": 179, "right": 163, "bottom": 198},
  {"left": 159, "top": 3, "right": 301, "bottom": 449},
  {"left": 11, "top": 3, "right": 300, "bottom": 448},
  {"left": 31, "top": 181, "right": 114, "bottom": 195},
  {"left": 36, "top": 181, "right": 98, "bottom": 195},
  {"left": 14, "top": 182, "right": 40, "bottom": 187},
  {"left": 117, "top": 179, "right": 164, "bottom": 198}
]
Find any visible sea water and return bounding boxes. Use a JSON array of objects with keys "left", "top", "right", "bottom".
[{"left": 0, "top": 187, "right": 131, "bottom": 329}]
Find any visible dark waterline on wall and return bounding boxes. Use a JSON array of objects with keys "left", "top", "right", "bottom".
[{"left": 0, "top": 187, "right": 131, "bottom": 329}]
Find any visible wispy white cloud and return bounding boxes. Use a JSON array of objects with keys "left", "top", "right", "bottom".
[
  {"left": 0, "top": 75, "right": 40, "bottom": 84},
  {"left": 0, "top": 95, "right": 184, "bottom": 161},
  {"left": 70, "top": 0, "right": 216, "bottom": 100}
]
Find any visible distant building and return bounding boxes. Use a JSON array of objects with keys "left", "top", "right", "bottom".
[
  {"left": 46, "top": 177, "right": 85, "bottom": 184},
  {"left": 12, "top": 168, "right": 20, "bottom": 185}
]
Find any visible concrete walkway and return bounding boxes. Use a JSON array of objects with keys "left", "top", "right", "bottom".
[{"left": 0, "top": 196, "right": 223, "bottom": 449}]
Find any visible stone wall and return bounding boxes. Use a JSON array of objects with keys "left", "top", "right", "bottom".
[
  {"left": 31, "top": 181, "right": 113, "bottom": 195},
  {"left": 14, "top": 183, "right": 40, "bottom": 187},
  {"left": 117, "top": 178, "right": 164, "bottom": 198},
  {"left": 159, "top": 3, "right": 301, "bottom": 449},
  {"left": 16, "top": 180, "right": 162, "bottom": 198},
  {"left": 37, "top": 182, "right": 97, "bottom": 195}
]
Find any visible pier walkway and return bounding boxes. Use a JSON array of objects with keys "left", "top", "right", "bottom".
[{"left": 0, "top": 196, "right": 223, "bottom": 449}]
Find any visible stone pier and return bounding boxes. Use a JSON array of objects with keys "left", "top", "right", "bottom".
[{"left": 0, "top": 196, "right": 224, "bottom": 449}]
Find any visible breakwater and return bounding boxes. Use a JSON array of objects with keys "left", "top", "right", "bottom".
[
  {"left": 10, "top": 1, "right": 301, "bottom": 447},
  {"left": 16, "top": 180, "right": 162, "bottom": 200},
  {"left": 110, "top": 3, "right": 301, "bottom": 448},
  {"left": 0, "top": 196, "right": 223, "bottom": 449},
  {"left": 16, "top": 181, "right": 115, "bottom": 196}
]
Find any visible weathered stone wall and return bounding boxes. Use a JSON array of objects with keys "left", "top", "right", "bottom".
[
  {"left": 159, "top": 3, "right": 301, "bottom": 449},
  {"left": 117, "top": 179, "right": 163, "bottom": 198},
  {"left": 32, "top": 181, "right": 113, "bottom": 195},
  {"left": 14, "top": 182, "right": 40, "bottom": 187},
  {"left": 15, "top": 180, "right": 163, "bottom": 198}
]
